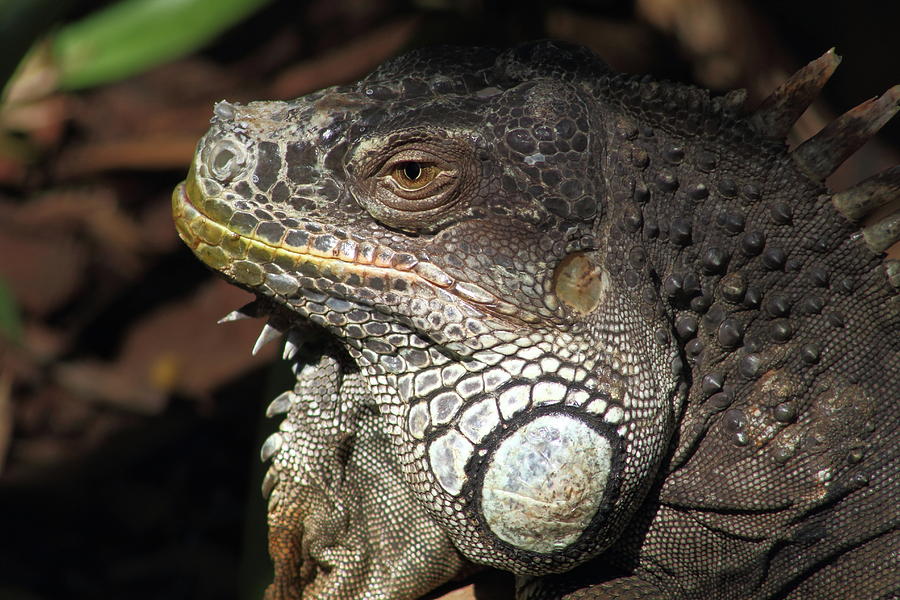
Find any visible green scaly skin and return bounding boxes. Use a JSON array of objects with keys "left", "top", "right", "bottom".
[{"left": 173, "top": 42, "right": 899, "bottom": 599}]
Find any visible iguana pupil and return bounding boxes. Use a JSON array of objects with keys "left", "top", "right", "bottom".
[{"left": 402, "top": 161, "right": 421, "bottom": 180}]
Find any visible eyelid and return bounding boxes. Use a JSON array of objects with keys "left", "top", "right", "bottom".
[
  {"left": 373, "top": 146, "right": 458, "bottom": 201},
  {"left": 379, "top": 166, "right": 456, "bottom": 200}
]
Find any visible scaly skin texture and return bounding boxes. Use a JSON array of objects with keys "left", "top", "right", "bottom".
[{"left": 172, "top": 42, "right": 899, "bottom": 599}]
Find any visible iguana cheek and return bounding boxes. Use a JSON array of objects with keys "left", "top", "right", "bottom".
[{"left": 479, "top": 413, "right": 615, "bottom": 553}]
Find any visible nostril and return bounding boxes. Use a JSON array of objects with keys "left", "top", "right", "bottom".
[
  {"left": 207, "top": 139, "right": 247, "bottom": 182},
  {"left": 214, "top": 148, "right": 235, "bottom": 171}
]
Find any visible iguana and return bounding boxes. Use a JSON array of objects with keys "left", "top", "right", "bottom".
[{"left": 172, "top": 41, "right": 900, "bottom": 599}]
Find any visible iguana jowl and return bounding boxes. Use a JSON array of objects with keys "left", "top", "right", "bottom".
[{"left": 172, "top": 42, "right": 900, "bottom": 599}]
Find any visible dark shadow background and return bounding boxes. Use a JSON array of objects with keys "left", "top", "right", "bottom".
[{"left": 0, "top": 1, "right": 897, "bottom": 598}]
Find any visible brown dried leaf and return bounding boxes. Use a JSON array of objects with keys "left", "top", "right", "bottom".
[
  {"left": 11, "top": 186, "right": 148, "bottom": 275},
  {"left": 44, "top": 279, "right": 275, "bottom": 415},
  {"left": 434, "top": 585, "right": 477, "bottom": 600},
  {"left": 546, "top": 9, "right": 658, "bottom": 73},
  {"left": 114, "top": 279, "right": 278, "bottom": 400},
  {"left": 54, "top": 360, "right": 168, "bottom": 415},
  {"left": 0, "top": 229, "right": 87, "bottom": 316}
]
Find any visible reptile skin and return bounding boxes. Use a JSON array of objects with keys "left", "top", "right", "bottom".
[{"left": 172, "top": 42, "right": 900, "bottom": 599}]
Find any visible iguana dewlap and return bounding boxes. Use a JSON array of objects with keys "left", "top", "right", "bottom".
[{"left": 172, "top": 42, "right": 900, "bottom": 599}]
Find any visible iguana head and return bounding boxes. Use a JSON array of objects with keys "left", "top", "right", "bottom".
[{"left": 173, "top": 41, "right": 681, "bottom": 574}]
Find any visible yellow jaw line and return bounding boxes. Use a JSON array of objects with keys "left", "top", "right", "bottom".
[{"left": 172, "top": 179, "right": 431, "bottom": 291}]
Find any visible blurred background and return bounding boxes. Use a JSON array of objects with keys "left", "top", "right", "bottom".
[{"left": 0, "top": 1, "right": 897, "bottom": 598}]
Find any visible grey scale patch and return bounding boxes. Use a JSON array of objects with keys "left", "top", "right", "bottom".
[
  {"left": 498, "top": 385, "right": 531, "bottom": 421},
  {"left": 565, "top": 389, "right": 591, "bottom": 406},
  {"left": 441, "top": 363, "right": 467, "bottom": 386},
  {"left": 431, "top": 390, "right": 465, "bottom": 425},
  {"left": 457, "top": 374, "right": 485, "bottom": 399},
  {"left": 428, "top": 429, "right": 475, "bottom": 495},
  {"left": 458, "top": 397, "right": 501, "bottom": 444},
  {"left": 408, "top": 401, "right": 430, "bottom": 440},
  {"left": 415, "top": 370, "right": 443, "bottom": 396},
  {"left": 483, "top": 367, "right": 512, "bottom": 391},
  {"left": 532, "top": 381, "right": 567, "bottom": 405}
]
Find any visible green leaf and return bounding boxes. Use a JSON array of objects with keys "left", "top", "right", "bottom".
[{"left": 53, "top": 0, "right": 274, "bottom": 90}]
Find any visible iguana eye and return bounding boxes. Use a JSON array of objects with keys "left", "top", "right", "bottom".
[
  {"left": 351, "top": 136, "right": 474, "bottom": 231},
  {"left": 390, "top": 161, "right": 440, "bottom": 191},
  {"left": 375, "top": 149, "right": 458, "bottom": 207}
]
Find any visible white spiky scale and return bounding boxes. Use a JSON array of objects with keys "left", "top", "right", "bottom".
[
  {"left": 266, "top": 390, "right": 294, "bottom": 417},
  {"left": 283, "top": 337, "right": 300, "bottom": 360},
  {"left": 260, "top": 432, "right": 283, "bottom": 462},
  {"left": 252, "top": 322, "right": 283, "bottom": 356},
  {"left": 217, "top": 307, "right": 251, "bottom": 324}
]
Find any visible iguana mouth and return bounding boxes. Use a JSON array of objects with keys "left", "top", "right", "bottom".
[
  {"left": 172, "top": 173, "right": 535, "bottom": 333},
  {"left": 172, "top": 176, "right": 538, "bottom": 354},
  {"left": 174, "top": 177, "right": 436, "bottom": 292}
]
